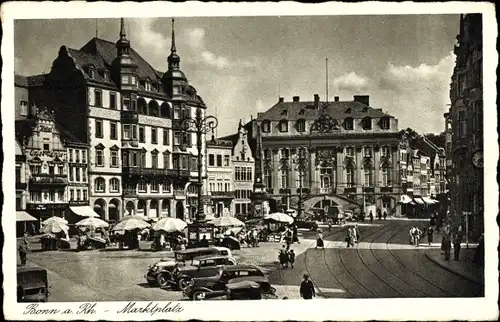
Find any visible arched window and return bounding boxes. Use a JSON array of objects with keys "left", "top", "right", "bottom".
[
  {"left": 320, "top": 165, "right": 334, "bottom": 193},
  {"left": 148, "top": 100, "right": 159, "bottom": 117},
  {"left": 161, "top": 103, "right": 170, "bottom": 118},
  {"left": 296, "top": 119, "right": 306, "bottom": 132},
  {"left": 364, "top": 166, "right": 373, "bottom": 187},
  {"left": 137, "top": 98, "right": 147, "bottom": 115},
  {"left": 109, "top": 178, "right": 120, "bottom": 192},
  {"left": 94, "top": 177, "right": 105, "bottom": 192},
  {"left": 345, "top": 166, "right": 354, "bottom": 188}
]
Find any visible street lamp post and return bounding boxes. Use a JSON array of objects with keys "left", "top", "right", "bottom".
[
  {"left": 293, "top": 147, "right": 308, "bottom": 218},
  {"left": 181, "top": 108, "right": 217, "bottom": 247}
]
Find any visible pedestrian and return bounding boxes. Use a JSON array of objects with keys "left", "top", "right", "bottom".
[
  {"left": 443, "top": 234, "right": 452, "bottom": 261},
  {"left": 453, "top": 230, "right": 463, "bottom": 261},
  {"left": 279, "top": 245, "right": 289, "bottom": 269},
  {"left": 427, "top": 225, "right": 434, "bottom": 245},
  {"left": 473, "top": 233, "right": 484, "bottom": 266},
  {"left": 328, "top": 219, "right": 332, "bottom": 232},
  {"left": 369, "top": 211, "right": 373, "bottom": 223},
  {"left": 315, "top": 231, "right": 324, "bottom": 250},
  {"left": 200, "top": 234, "right": 209, "bottom": 247},
  {"left": 31, "top": 223, "right": 37, "bottom": 236},
  {"left": 377, "top": 207, "right": 382, "bottom": 220},
  {"left": 354, "top": 225, "right": 360, "bottom": 243},
  {"left": 409, "top": 226, "right": 415, "bottom": 245},
  {"left": 299, "top": 274, "right": 316, "bottom": 299},
  {"left": 383, "top": 211, "right": 387, "bottom": 220},
  {"left": 292, "top": 225, "right": 299, "bottom": 244},
  {"left": 289, "top": 249, "right": 296, "bottom": 268},
  {"left": 18, "top": 232, "right": 30, "bottom": 266},
  {"left": 413, "top": 227, "right": 421, "bottom": 246},
  {"left": 346, "top": 227, "right": 354, "bottom": 248}
]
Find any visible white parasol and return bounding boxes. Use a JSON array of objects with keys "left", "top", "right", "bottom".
[
  {"left": 75, "top": 217, "right": 109, "bottom": 228},
  {"left": 112, "top": 218, "right": 150, "bottom": 231},
  {"left": 210, "top": 216, "right": 245, "bottom": 227},
  {"left": 42, "top": 216, "right": 68, "bottom": 226},
  {"left": 152, "top": 217, "right": 187, "bottom": 233},
  {"left": 264, "top": 212, "right": 294, "bottom": 224},
  {"left": 42, "top": 221, "right": 69, "bottom": 234},
  {"left": 120, "top": 215, "right": 153, "bottom": 222}
]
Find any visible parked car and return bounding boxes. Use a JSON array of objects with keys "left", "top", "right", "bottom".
[
  {"left": 183, "top": 264, "right": 276, "bottom": 300},
  {"left": 17, "top": 267, "right": 50, "bottom": 302},
  {"left": 145, "top": 246, "right": 231, "bottom": 288},
  {"left": 295, "top": 218, "right": 318, "bottom": 231},
  {"left": 173, "top": 254, "right": 237, "bottom": 290}
]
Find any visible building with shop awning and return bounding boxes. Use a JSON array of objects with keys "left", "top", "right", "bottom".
[
  {"left": 413, "top": 197, "right": 425, "bottom": 205},
  {"left": 421, "top": 196, "right": 438, "bottom": 204},
  {"left": 69, "top": 206, "right": 100, "bottom": 218},
  {"left": 17, "top": 211, "right": 37, "bottom": 222}
]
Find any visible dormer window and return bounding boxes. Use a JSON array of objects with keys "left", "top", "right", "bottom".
[
  {"left": 281, "top": 110, "right": 288, "bottom": 116},
  {"left": 362, "top": 117, "right": 372, "bottom": 130},
  {"left": 279, "top": 120, "right": 288, "bottom": 132},
  {"left": 345, "top": 108, "right": 352, "bottom": 114},
  {"left": 299, "top": 109, "right": 305, "bottom": 115},
  {"left": 261, "top": 120, "right": 271, "bottom": 133},
  {"left": 89, "top": 67, "right": 95, "bottom": 79},
  {"left": 145, "top": 81, "right": 151, "bottom": 91},
  {"left": 380, "top": 117, "right": 391, "bottom": 130},
  {"left": 344, "top": 117, "right": 354, "bottom": 130},
  {"left": 121, "top": 75, "right": 129, "bottom": 84},
  {"left": 296, "top": 119, "right": 306, "bottom": 132},
  {"left": 362, "top": 106, "right": 368, "bottom": 113}
]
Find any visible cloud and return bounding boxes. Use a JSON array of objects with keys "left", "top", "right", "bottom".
[
  {"left": 333, "top": 72, "right": 370, "bottom": 91},
  {"left": 185, "top": 27, "right": 258, "bottom": 70}
]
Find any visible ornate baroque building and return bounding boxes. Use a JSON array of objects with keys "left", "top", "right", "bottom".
[
  {"left": 253, "top": 94, "right": 401, "bottom": 214},
  {"left": 445, "top": 14, "right": 483, "bottom": 237},
  {"left": 22, "top": 18, "right": 209, "bottom": 221}
]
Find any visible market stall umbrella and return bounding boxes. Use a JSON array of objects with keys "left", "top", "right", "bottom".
[
  {"left": 225, "top": 227, "right": 244, "bottom": 236},
  {"left": 42, "top": 216, "right": 68, "bottom": 226},
  {"left": 264, "top": 212, "right": 294, "bottom": 224},
  {"left": 152, "top": 217, "right": 187, "bottom": 233},
  {"left": 112, "top": 218, "right": 150, "bottom": 231},
  {"left": 16, "top": 211, "right": 37, "bottom": 222},
  {"left": 120, "top": 215, "right": 154, "bottom": 222},
  {"left": 42, "top": 221, "right": 69, "bottom": 234},
  {"left": 210, "top": 216, "right": 245, "bottom": 227},
  {"left": 75, "top": 217, "right": 109, "bottom": 228}
]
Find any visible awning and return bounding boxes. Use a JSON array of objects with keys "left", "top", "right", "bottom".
[
  {"left": 70, "top": 206, "right": 100, "bottom": 217},
  {"left": 421, "top": 197, "right": 436, "bottom": 204},
  {"left": 413, "top": 197, "right": 425, "bottom": 205},
  {"left": 16, "top": 211, "right": 37, "bottom": 222},
  {"left": 399, "top": 195, "right": 413, "bottom": 204}
]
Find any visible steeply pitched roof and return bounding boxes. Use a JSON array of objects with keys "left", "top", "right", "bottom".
[
  {"left": 15, "top": 74, "right": 47, "bottom": 87},
  {"left": 56, "top": 122, "right": 86, "bottom": 145},
  {"left": 15, "top": 75, "right": 28, "bottom": 87},
  {"left": 257, "top": 100, "right": 392, "bottom": 121}
]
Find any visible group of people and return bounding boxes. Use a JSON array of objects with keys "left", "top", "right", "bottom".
[
  {"left": 345, "top": 225, "right": 360, "bottom": 247},
  {"left": 278, "top": 244, "right": 296, "bottom": 268}
]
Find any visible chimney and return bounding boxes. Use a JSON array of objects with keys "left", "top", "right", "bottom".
[
  {"left": 353, "top": 95, "right": 369, "bottom": 106},
  {"left": 278, "top": 97, "right": 284, "bottom": 103},
  {"left": 293, "top": 96, "right": 300, "bottom": 102},
  {"left": 334, "top": 96, "right": 339, "bottom": 102},
  {"left": 314, "top": 94, "right": 320, "bottom": 108}
]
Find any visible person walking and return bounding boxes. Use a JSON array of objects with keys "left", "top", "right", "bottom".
[
  {"left": 279, "top": 245, "right": 289, "bottom": 269},
  {"left": 289, "top": 249, "right": 296, "bottom": 268},
  {"left": 299, "top": 274, "right": 316, "bottom": 299},
  {"left": 18, "top": 232, "right": 30, "bottom": 266},
  {"left": 315, "top": 231, "right": 324, "bottom": 250},
  {"left": 413, "top": 227, "right": 421, "bottom": 247},
  {"left": 383, "top": 211, "right": 387, "bottom": 221},
  {"left": 354, "top": 225, "right": 360, "bottom": 243},
  {"left": 346, "top": 226, "right": 355, "bottom": 248},
  {"left": 453, "top": 229, "right": 463, "bottom": 261},
  {"left": 427, "top": 225, "right": 434, "bottom": 245},
  {"left": 369, "top": 211, "right": 374, "bottom": 223}
]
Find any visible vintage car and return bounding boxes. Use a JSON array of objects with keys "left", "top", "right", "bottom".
[
  {"left": 17, "top": 267, "right": 50, "bottom": 302},
  {"left": 295, "top": 218, "right": 319, "bottom": 231},
  {"left": 145, "top": 246, "right": 232, "bottom": 288},
  {"left": 172, "top": 254, "right": 237, "bottom": 290},
  {"left": 183, "top": 265, "right": 276, "bottom": 300}
]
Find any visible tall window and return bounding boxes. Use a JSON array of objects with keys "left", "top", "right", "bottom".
[
  {"left": 69, "top": 168, "right": 74, "bottom": 181},
  {"left": 139, "top": 126, "right": 145, "bottom": 143},
  {"left": 296, "top": 119, "right": 306, "bottom": 132},
  {"left": 381, "top": 167, "right": 390, "bottom": 186},
  {"left": 152, "top": 152, "right": 158, "bottom": 168},
  {"left": 261, "top": 121, "right": 271, "bottom": 133},
  {"left": 279, "top": 120, "right": 289, "bottom": 132},
  {"left": 380, "top": 117, "right": 390, "bottom": 130},
  {"left": 20, "top": 100, "right": 28, "bottom": 116},
  {"left": 174, "top": 106, "right": 180, "bottom": 119},
  {"left": 138, "top": 180, "right": 147, "bottom": 192},
  {"left": 111, "top": 150, "right": 119, "bottom": 167},
  {"left": 320, "top": 167, "right": 334, "bottom": 191},
  {"left": 123, "top": 124, "right": 131, "bottom": 139},
  {"left": 75, "top": 150, "right": 80, "bottom": 163},
  {"left": 162, "top": 180, "right": 171, "bottom": 193},
  {"left": 216, "top": 155, "right": 222, "bottom": 167},
  {"left": 280, "top": 169, "right": 289, "bottom": 188},
  {"left": 141, "top": 151, "right": 146, "bottom": 167},
  {"left": 209, "top": 154, "right": 215, "bottom": 166},
  {"left": 265, "top": 169, "right": 272, "bottom": 188},
  {"left": 95, "top": 177, "right": 105, "bottom": 192},
  {"left": 82, "top": 170, "right": 87, "bottom": 182},
  {"left": 82, "top": 150, "right": 87, "bottom": 163},
  {"left": 69, "top": 149, "right": 74, "bottom": 162},
  {"left": 346, "top": 167, "right": 354, "bottom": 187},
  {"left": 151, "top": 128, "right": 158, "bottom": 144},
  {"left": 109, "top": 93, "right": 116, "bottom": 109},
  {"left": 95, "top": 148, "right": 104, "bottom": 166},
  {"left": 163, "top": 129, "right": 169, "bottom": 145},
  {"left": 224, "top": 155, "right": 230, "bottom": 166},
  {"left": 344, "top": 117, "right": 354, "bottom": 130},
  {"left": 76, "top": 190, "right": 81, "bottom": 201},
  {"left": 163, "top": 152, "right": 170, "bottom": 169},
  {"left": 362, "top": 117, "right": 372, "bottom": 130},
  {"left": 75, "top": 168, "right": 81, "bottom": 182},
  {"left": 381, "top": 146, "right": 390, "bottom": 157},
  {"left": 95, "top": 120, "right": 103, "bottom": 138},
  {"left": 363, "top": 146, "right": 372, "bottom": 157},
  {"left": 174, "top": 131, "right": 181, "bottom": 145},
  {"left": 364, "top": 167, "right": 373, "bottom": 186},
  {"left": 345, "top": 146, "right": 354, "bottom": 157},
  {"left": 69, "top": 190, "right": 74, "bottom": 201},
  {"left": 151, "top": 181, "right": 159, "bottom": 192},
  {"left": 110, "top": 122, "right": 118, "bottom": 140},
  {"left": 83, "top": 190, "right": 88, "bottom": 201},
  {"left": 94, "top": 90, "right": 102, "bottom": 107},
  {"left": 110, "top": 178, "right": 120, "bottom": 192}
]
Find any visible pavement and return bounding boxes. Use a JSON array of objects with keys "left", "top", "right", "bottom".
[{"left": 425, "top": 248, "right": 483, "bottom": 285}]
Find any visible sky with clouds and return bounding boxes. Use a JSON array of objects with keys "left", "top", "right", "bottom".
[{"left": 14, "top": 15, "right": 459, "bottom": 136}]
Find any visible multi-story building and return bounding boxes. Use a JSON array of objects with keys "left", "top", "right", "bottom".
[
  {"left": 15, "top": 139, "right": 29, "bottom": 234},
  {"left": 15, "top": 107, "right": 69, "bottom": 221},
  {"left": 446, "top": 13, "right": 483, "bottom": 237},
  {"left": 24, "top": 18, "right": 209, "bottom": 221},
  {"left": 206, "top": 138, "right": 234, "bottom": 216},
  {"left": 252, "top": 94, "right": 401, "bottom": 215}
]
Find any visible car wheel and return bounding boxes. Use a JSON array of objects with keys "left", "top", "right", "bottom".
[
  {"left": 157, "top": 273, "right": 170, "bottom": 288},
  {"left": 178, "top": 278, "right": 190, "bottom": 291},
  {"left": 192, "top": 291, "right": 206, "bottom": 301}
]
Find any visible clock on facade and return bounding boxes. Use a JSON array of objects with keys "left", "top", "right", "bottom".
[{"left": 472, "top": 150, "right": 483, "bottom": 168}]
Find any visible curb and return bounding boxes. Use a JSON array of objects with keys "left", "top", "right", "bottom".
[{"left": 424, "top": 253, "right": 482, "bottom": 285}]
